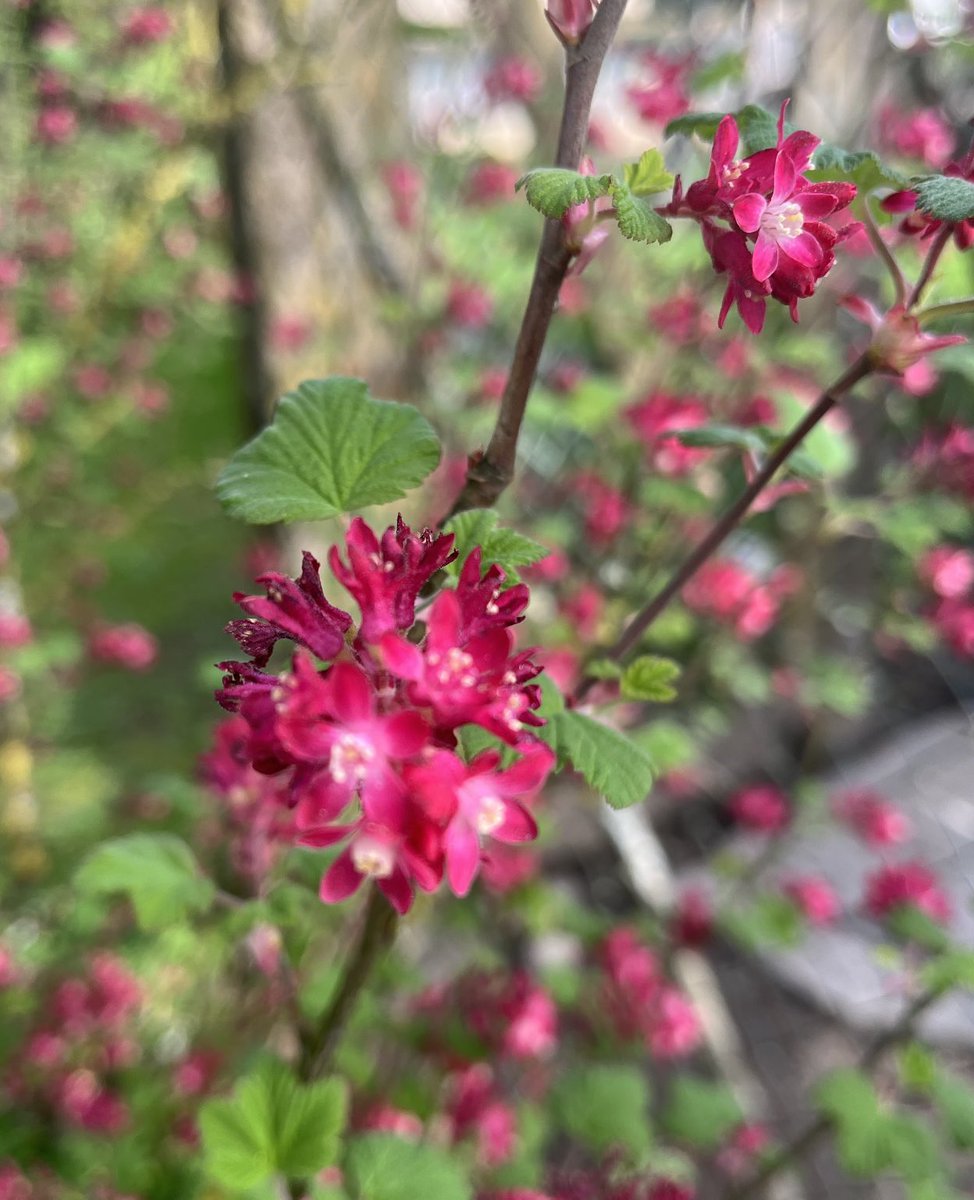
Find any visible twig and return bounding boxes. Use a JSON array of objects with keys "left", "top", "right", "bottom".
[
  {"left": 447, "top": 0, "right": 631, "bottom": 517},
  {"left": 297, "top": 887, "right": 397, "bottom": 1083},
  {"left": 907, "top": 223, "right": 953, "bottom": 310},
  {"left": 574, "top": 353, "right": 873, "bottom": 701},
  {"left": 725, "top": 986, "right": 941, "bottom": 1200},
  {"left": 862, "top": 199, "right": 907, "bottom": 308}
]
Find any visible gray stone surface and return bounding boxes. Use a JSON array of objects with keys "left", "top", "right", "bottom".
[{"left": 686, "top": 709, "right": 974, "bottom": 1044}]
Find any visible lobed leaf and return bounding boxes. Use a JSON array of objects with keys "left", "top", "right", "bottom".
[
  {"left": 609, "top": 181, "right": 673, "bottom": 244},
  {"left": 444, "top": 508, "right": 547, "bottom": 584},
  {"left": 552, "top": 1065, "right": 652, "bottom": 1162},
  {"left": 662, "top": 1077, "right": 742, "bottom": 1149},
  {"left": 216, "top": 377, "right": 442, "bottom": 524},
  {"left": 515, "top": 168, "right": 614, "bottom": 218},
  {"left": 75, "top": 833, "right": 215, "bottom": 930},
  {"left": 538, "top": 706, "right": 654, "bottom": 810},
  {"left": 620, "top": 655, "right": 681, "bottom": 702},
  {"left": 199, "top": 1059, "right": 348, "bottom": 1189},
  {"left": 623, "top": 148, "right": 674, "bottom": 197},
  {"left": 344, "top": 1133, "right": 471, "bottom": 1200}
]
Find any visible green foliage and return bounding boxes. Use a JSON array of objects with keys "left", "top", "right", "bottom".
[
  {"left": 722, "top": 894, "right": 803, "bottom": 949},
  {"left": 0, "top": 340, "right": 66, "bottom": 418},
  {"left": 623, "top": 149, "right": 675, "bottom": 196},
  {"left": 199, "top": 1060, "right": 348, "bottom": 1189},
  {"left": 807, "top": 144, "right": 909, "bottom": 191},
  {"left": 515, "top": 168, "right": 614, "bottom": 218},
  {"left": 621, "top": 655, "right": 681, "bottom": 702},
  {"left": 216, "top": 377, "right": 442, "bottom": 524},
  {"left": 913, "top": 175, "right": 974, "bottom": 224},
  {"left": 538, "top": 696, "right": 655, "bottom": 810},
  {"left": 933, "top": 1074, "right": 974, "bottom": 1150},
  {"left": 552, "top": 1064, "right": 652, "bottom": 1162},
  {"left": 888, "top": 904, "right": 951, "bottom": 950},
  {"left": 816, "top": 1069, "right": 942, "bottom": 1182},
  {"left": 444, "top": 508, "right": 548, "bottom": 583},
  {"left": 515, "top": 166, "right": 672, "bottom": 244},
  {"left": 922, "top": 948, "right": 974, "bottom": 994},
  {"left": 662, "top": 1077, "right": 742, "bottom": 1149},
  {"left": 74, "top": 834, "right": 215, "bottom": 930},
  {"left": 343, "top": 1133, "right": 471, "bottom": 1200}
]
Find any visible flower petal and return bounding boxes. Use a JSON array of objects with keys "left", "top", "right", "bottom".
[
  {"left": 770, "top": 150, "right": 797, "bottom": 206},
  {"left": 732, "top": 192, "right": 767, "bottom": 234},
  {"left": 378, "top": 867, "right": 414, "bottom": 915},
  {"left": 319, "top": 849, "right": 363, "bottom": 904},
  {"left": 751, "top": 232, "right": 779, "bottom": 282},
  {"left": 495, "top": 801, "right": 538, "bottom": 844},
  {"left": 445, "top": 818, "right": 481, "bottom": 897},
  {"left": 380, "top": 633, "right": 424, "bottom": 681},
  {"left": 324, "top": 662, "right": 373, "bottom": 723},
  {"left": 779, "top": 230, "right": 823, "bottom": 269}
]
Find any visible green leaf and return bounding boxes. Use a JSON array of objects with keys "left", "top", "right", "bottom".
[
  {"left": 913, "top": 174, "right": 974, "bottom": 224},
  {"left": 344, "top": 1133, "right": 471, "bottom": 1200},
  {"left": 662, "top": 1077, "right": 742, "bottom": 1149},
  {"left": 443, "top": 509, "right": 547, "bottom": 584},
  {"left": 888, "top": 904, "right": 951, "bottom": 951},
  {"left": 807, "top": 144, "right": 908, "bottom": 192},
  {"left": 538, "top": 709, "right": 654, "bottom": 810},
  {"left": 199, "top": 1060, "right": 348, "bottom": 1190},
  {"left": 921, "top": 948, "right": 974, "bottom": 994},
  {"left": 815, "top": 1070, "right": 887, "bottom": 1176},
  {"left": 609, "top": 181, "right": 672, "bottom": 244},
  {"left": 75, "top": 834, "right": 215, "bottom": 930},
  {"left": 623, "top": 149, "right": 674, "bottom": 196},
  {"left": 691, "top": 51, "right": 745, "bottom": 91},
  {"left": 621, "top": 656, "right": 681, "bottom": 702},
  {"left": 664, "top": 111, "right": 724, "bottom": 142},
  {"left": 671, "top": 424, "right": 765, "bottom": 453},
  {"left": 552, "top": 1065, "right": 652, "bottom": 1163},
  {"left": 586, "top": 658, "right": 623, "bottom": 681},
  {"left": 734, "top": 104, "right": 780, "bottom": 155},
  {"left": 721, "top": 894, "right": 803, "bottom": 950},
  {"left": 515, "top": 168, "right": 614, "bottom": 218},
  {"left": 933, "top": 1074, "right": 974, "bottom": 1150},
  {"left": 0, "top": 340, "right": 66, "bottom": 417},
  {"left": 899, "top": 1043, "right": 937, "bottom": 1094},
  {"left": 884, "top": 1114, "right": 942, "bottom": 1183},
  {"left": 216, "top": 377, "right": 441, "bottom": 524}
]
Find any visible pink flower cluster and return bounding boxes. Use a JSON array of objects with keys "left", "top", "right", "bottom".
[
  {"left": 665, "top": 104, "right": 857, "bottom": 332},
  {"left": 832, "top": 788, "right": 911, "bottom": 847},
  {"left": 88, "top": 622, "right": 158, "bottom": 671},
  {"left": 915, "top": 544, "right": 974, "bottom": 658},
  {"left": 216, "top": 517, "right": 554, "bottom": 914},
  {"left": 728, "top": 784, "right": 790, "bottom": 833},
  {"left": 599, "top": 928, "right": 702, "bottom": 1059},
  {"left": 682, "top": 559, "right": 798, "bottom": 640},
  {"left": 863, "top": 861, "right": 951, "bottom": 925},
  {"left": 4, "top": 955, "right": 141, "bottom": 1135},
  {"left": 626, "top": 52, "right": 694, "bottom": 126},
  {"left": 625, "top": 391, "right": 710, "bottom": 476}
]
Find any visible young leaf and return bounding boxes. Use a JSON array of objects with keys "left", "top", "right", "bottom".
[
  {"left": 664, "top": 111, "right": 724, "bottom": 142},
  {"left": 344, "top": 1133, "right": 471, "bottom": 1200},
  {"left": 623, "top": 149, "right": 674, "bottom": 196},
  {"left": 552, "top": 1064, "right": 652, "bottom": 1162},
  {"left": 585, "top": 658, "right": 623, "bottom": 681},
  {"left": 443, "top": 509, "right": 547, "bottom": 583},
  {"left": 662, "top": 1077, "right": 742, "bottom": 1149},
  {"left": 515, "top": 168, "right": 614, "bottom": 218},
  {"left": 75, "top": 834, "right": 215, "bottom": 930},
  {"left": 538, "top": 709, "right": 654, "bottom": 810},
  {"left": 216, "top": 377, "right": 441, "bottom": 524},
  {"left": 621, "top": 656, "right": 681, "bottom": 702},
  {"left": 734, "top": 104, "right": 779, "bottom": 155},
  {"left": 199, "top": 1060, "right": 348, "bottom": 1189},
  {"left": 807, "top": 145, "right": 908, "bottom": 192},
  {"left": 912, "top": 175, "right": 974, "bottom": 224},
  {"left": 609, "top": 182, "right": 673, "bottom": 244}
]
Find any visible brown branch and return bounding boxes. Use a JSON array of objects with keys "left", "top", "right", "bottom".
[
  {"left": 574, "top": 353, "right": 874, "bottom": 702},
  {"left": 446, "top": 0, "right": 631, "bottom": 518},
  {"left": 725, "top": 986, "right": 942, "bottom": 1200}
]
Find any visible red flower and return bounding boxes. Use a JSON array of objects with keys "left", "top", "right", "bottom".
[
  {"left": 329, "top": 515, "right": 456, "bottom": 643},
  {"left": 783, "top": 875, "right": 840, "bottom": 925},
  {"left": 832, "top": 789, "right": 911, "bottom": 847},
  {"left": 864, "top": 860, "right": 951, "bottom": 924},
  {"left": 406, "top": 743, "right": 553, "bottom": 897},
  {"left": 545, "top": 0, "right": 598, "bottom": 44},
  {"left": 729, "top": 785, "right": 789, "bottom": 833}
]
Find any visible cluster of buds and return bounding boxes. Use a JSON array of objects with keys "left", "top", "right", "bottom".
[
  {"left": 664, "top": 103, "right": 858, "bottom": 332},
  {"left": 4, "top": 955, "right": 141, "bottom": 1135},
  {"left": 863, "top": 860, "right": 952, "bottom": 925},
  {"left": 216, "top": 517, "right": 554, "bottom": 914},
  {"left": 598, "top": 928, "right": 702, "bottom": 1059}
]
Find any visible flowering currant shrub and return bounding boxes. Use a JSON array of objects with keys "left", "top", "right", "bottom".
[{"left": 4, "top": 2, "right": 974, "bottom": 1200}]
